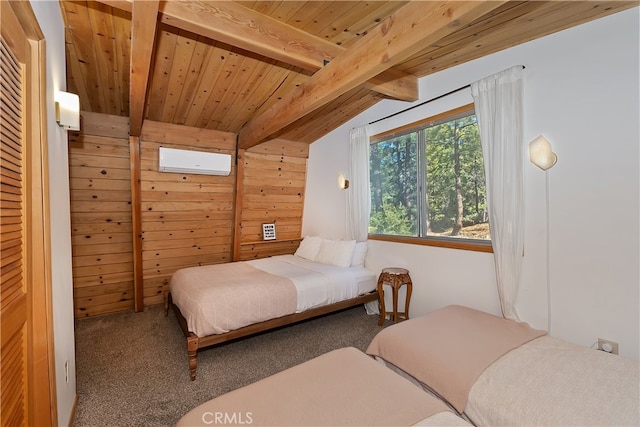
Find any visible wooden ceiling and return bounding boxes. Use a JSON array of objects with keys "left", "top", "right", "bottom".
[{"left": 60, "top": 1, "right": 637, "bottom": 147}]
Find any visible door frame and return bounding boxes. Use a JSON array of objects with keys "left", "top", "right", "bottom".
[{"left": 1, "top": 1, "right": 57, "bottom": 425}]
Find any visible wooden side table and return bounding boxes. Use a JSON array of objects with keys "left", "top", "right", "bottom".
[{"left": 377, "top": 267, "right": 413, "bottom": 326}]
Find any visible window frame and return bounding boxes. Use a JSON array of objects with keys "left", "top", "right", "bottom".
[{"left": 368, "top": 103, "right": 493, "bottom": 253}]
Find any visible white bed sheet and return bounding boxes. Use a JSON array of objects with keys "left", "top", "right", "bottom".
[
  {"left": 248, "top": 254, "right": 375, "bottom": 311},
  {"left": 466, "top": 335, "right": 640, "bottom": 426}
]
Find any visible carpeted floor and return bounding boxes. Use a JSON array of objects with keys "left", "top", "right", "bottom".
[{"left": 73, "top": 304, "right": 384, "bottom": 426}]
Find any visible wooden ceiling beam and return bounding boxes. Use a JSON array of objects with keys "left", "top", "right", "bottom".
[
  {"left": 159, "top": 1, "right": 333, "bottom": 73},
  {"left": 129, "top": 0, "right": 159, "bottom": 136},
  {"left": 237, "top": 1, "right": 508, "bottom": 149},
  {"left": 158, "top": 1, "right": 418, "bottom": 102},
  {"left": 97, "top": 0, "right": 418, "bottom": 102},
  {"left": 95, "top": 0, "right": 132, "bottom": 13}
]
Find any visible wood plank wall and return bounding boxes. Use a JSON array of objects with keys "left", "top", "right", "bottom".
[
  {"left": 238, "top": 139, "right": 308, "bottom": 260},
  {"left": 69, "top": 113, "right": 309, "bottom": 317},
  {"left": 139, "top": 120, "right": 236, "bottom": 306},
  {"left": 69, "top": 112, "right": 134, "bottom": 317}
]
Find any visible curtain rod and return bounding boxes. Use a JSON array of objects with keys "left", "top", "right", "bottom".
[{"left": 369, "top": 65, "right": 525, "bottom": 126}]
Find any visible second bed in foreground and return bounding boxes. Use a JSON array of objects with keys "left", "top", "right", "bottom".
[
  {"left": 177, "top": 347, "right": 470, "bottom": 426},
  {"left": 367, "top": 304, "right": 640, "bottom": 426}
]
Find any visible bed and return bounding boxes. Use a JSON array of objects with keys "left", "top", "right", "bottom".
[
  {"left": 366, "top": 305, "right": 640, "bottom": 426},
  {"left": 176, "top": 346, "right": 471, "bottom": 426},
  {"left": 165, "top": 237, "right": 378, "bottom": 380}
]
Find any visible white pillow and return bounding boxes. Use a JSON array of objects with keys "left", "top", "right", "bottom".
[
  {"left": 294, "top": 236, "right": 323, "bottom": 260},
  {"left": 315, "top": 239, "right": 356, "bottom": 267},
  {"left": 351, "top": 241, "right": 368, "bottom": 267}
]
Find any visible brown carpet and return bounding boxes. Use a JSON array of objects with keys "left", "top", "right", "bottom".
[{"left": 73, "top": 304, "right": 384, "bottom": 426}]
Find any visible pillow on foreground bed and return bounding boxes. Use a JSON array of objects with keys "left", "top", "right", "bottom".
[
  {"left": 295, "top": 236, "right": 364, "bottom": 268},
  {"left": 314, "top": 238, "right": 356, "bottom": 267},
  {"left": 294, "top": 235, "right": 323, "bottom": 260}
]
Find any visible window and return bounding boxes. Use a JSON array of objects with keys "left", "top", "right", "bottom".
[{"left": 369, "top": 104, "right": 491, "bottom": 251}]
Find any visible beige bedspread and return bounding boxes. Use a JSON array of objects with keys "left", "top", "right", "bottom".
[
  {"left": 170, "top": 262, "right": 297, "bottom": 337},
  {"left": 177, "top": 347, "right": 470, "bottom": 427},
  {"left": 366, "top": 305, "right": 546, "bottom": 413},
  {"left": 466, "top": 335, "right": 640, "bottom": 426}
]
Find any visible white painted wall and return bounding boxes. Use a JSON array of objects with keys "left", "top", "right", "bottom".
[
  {"left": 30, "top": 2, "right": 77, "bottom": 425},
  {"left": 304, "top": 8, "right": 640, "bottom": 359}
]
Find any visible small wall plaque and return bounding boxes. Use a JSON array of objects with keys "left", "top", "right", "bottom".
[{"left": 262, "top": 223, "right": 276, "bottom": 241}]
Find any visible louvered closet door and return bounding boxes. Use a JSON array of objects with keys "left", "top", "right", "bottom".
[{"left": 0, "top": 32, "right": 29, "bottom": 426}]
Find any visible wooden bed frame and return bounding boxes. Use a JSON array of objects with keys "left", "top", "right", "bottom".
[{"left": 164, "top": 290, "right": 378, "bottom": 380}]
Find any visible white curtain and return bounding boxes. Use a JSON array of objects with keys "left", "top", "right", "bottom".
[
  {"left": 471, "top": 65, "right": 524, "bottom": 321},
  {"left": 346, "top": 125, "right": 371, "bottom": 241}
]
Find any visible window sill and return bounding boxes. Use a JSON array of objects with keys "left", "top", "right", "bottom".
[{"left": 368, "top": 234, "right": 493, "bottom": 253}]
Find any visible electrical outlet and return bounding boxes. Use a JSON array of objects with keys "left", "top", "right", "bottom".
[{"left": 597, "top": 338, "right": 619, "bottom": 355}]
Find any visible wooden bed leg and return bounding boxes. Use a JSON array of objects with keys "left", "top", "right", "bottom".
[{"left": 187, "top": 334, "right": 199, "bottom": 381}]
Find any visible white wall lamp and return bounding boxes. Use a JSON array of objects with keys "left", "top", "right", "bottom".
[
  {"left": 337, "top": 172, "right": 350, "bottom": 190},
  {"left": 529, "top": 135, "right": 557, "bottom": 171},
  {"left": 55, "top": 91, "right": 80, "bottom": 131},
  {"left": 528, "top": 134, "right": 557, "bottom": 334}
]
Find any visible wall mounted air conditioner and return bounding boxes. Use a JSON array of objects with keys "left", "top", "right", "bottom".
[{"left": 158, "top": 147, "right": 231, "bottom": 176}]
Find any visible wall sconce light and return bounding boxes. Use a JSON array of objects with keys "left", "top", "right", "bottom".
[
  {"left": 55, "top": 91, "right": 80, "bottom": 131},
  {"left": 529, "top": 135, "right": 557, "bottom": 171},
  {"left": 338, "top": 172, "right": 350, "bottom": 190}
]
